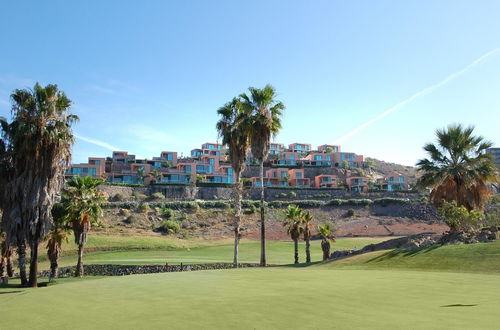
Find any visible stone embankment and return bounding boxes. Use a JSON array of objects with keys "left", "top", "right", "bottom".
[
  {"left": 40, "top": 263, "right": 263, "bottom": 278},
  {"left": 330, "top": 227, "right": 499, "bottom": 260}
]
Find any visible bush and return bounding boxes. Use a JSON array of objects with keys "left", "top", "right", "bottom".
[
  {"left": 133, "top": 192, "right": 148, "bottom": 200},
  {"left": 160, "top": 207, "right": 175, "bottom": 219},
  {"left": 112, "top": 193, "right": 127, "bottom": 202},
  {"left": 162, "top": 219, "right": 181, "bottom": 234},
  {"left": 150, "top": 192, "right": 165, "bottom": 200},
  {"left": 124, "top": 215, "right": 140, "bottom": 225},
  {"left": 118, "top": 208, "right": 131, "bottom": 217},
  {"left": 244, "top": 204, "right": 258, "bottom": 215},
  {"left": 346, "top": 209, "right": 355, "bottom": 217},
  {"left": 373, "top": 198, "right": 410, "bottom": 207},
  {"left": 138, "top": 202, "right": 151, "bottom": 213},
  {"left": 311, "top": 193, "right": 331, "bottom": 198},
  {"left": 326, "top": 199, "right": 372, "bottom": 206},
  {"left": 438, "top": 201, "right": 484, "bottom": 232},
  {"left": 198, "top": 200, "right": 230, "bottom": 209},
  {"left": 289, "top": 191, "right": 297, "bottom": 198},
  {"left": 269, "top": 200, "right": 325, "bottom": 208}
]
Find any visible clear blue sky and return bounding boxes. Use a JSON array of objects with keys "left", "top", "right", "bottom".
[{"left": 1, "top": 0, "right": 499, "bottom": 166}]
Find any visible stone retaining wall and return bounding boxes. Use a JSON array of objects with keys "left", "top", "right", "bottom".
[{"left": 40, "top": 263, "right": 263, "bottom": 278}]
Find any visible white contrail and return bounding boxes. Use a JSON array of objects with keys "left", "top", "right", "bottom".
[
  {"left": 333, "top": 48, "right": 500, "bottom": 144},
  {"left": 75, "top": 134, "right": 120, "bottom": 151}
]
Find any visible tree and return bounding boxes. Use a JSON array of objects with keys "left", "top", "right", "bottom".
[
  {"left": 301, "top": 211, "right": 313, "bottom": 263},
  {"left": 416, "top": 124, "right": 498, "bottom": 211},
  {"left": 0, "top": 83, "right": 77, "bottom": 287},
  {"left": 282, "top": 205, "right": 303, "bottom": 264},
  {"left": 45, "top": 203, "right": 70, "bottom": 279},
  {"left": 136, "top": 167, "right": 147, "bottom": 184},
  {"left": 438, "top": 201, "right": 484, "bottom": 233},
  {"left": 62, "top": 176, "right": 105, "bottom": 277},
  {"left": 240, "top": 84, "right": 284, "bottom": 266},
  {"left": 150, "top": 169, "right": 163, "bottom": 183},
  {"left": 318, "top": 223, "right": 335, "bottom": 261},
  {"left": 216, "top": 97, "right": 249, "bottom": 266},
  {"left": 1, "top": 236, "right": 14, "bottom": 280}
]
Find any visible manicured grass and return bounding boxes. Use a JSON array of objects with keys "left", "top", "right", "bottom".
[
  {"left": 1, "top": 267, "right": 499, "bottom": 329},
  {"left": 321, "top": 240, "right": 500, "bottom": 273},
  {"left": 40, "top": 236, "right": 386, "bottom": 269}
]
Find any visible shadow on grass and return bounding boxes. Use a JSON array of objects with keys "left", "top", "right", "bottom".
[
  {"left": 364, "top": 245, "right": 441, "bottom": 264},
  {"left": 279, "top": 261, "right": 323, "bottom": 268},
  {"left": 441, "top": 304, "right": 477, "bottom": 307}
]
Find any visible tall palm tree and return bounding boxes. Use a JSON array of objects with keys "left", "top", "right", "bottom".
[
  {"left": 150, "top": 169, "right": 163, "bottom": 183},
  {"left": 136, "top": 167, "right": 147, "bottom": 184},
  {"left": 1, "top": 236, "right": 14, "bottom": 279},
  {"left": 301, "top": 211, "right": 314, "bottom": 263},
  {"left": 318, "top": 223, "right": 335, "bottom": 261},
  {"left": 0, "top": 83, "right": 77, "bottom": 287},
  {"left": 416, "top": 124, "right": 497, "bottom": 211},
  {"left": 216, "top": 98, "right": 249, "bottom": 266},
  {"left": 45, "top": 203, "right": 70, "bottom": 279},
  {"left": 282, "top": 205, "right": 303, "bottom": 264},
  {"left": 62, "top": 176, "right": 105, "bottom": 277},
  {"left": 240, "top": 84, "right": 284, "bottom": 266}
]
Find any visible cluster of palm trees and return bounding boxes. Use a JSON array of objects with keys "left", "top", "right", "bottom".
[
  {"left": 0, "top": 84, "right": 105, "bottom": 287},
  {"left": 416, "top": 124, "right": 498, "bottom": 228},
  {"left": 283, "top": 205, "right": 334, "bottom": 264},
  {"left": 216, "top": 84, "right": 284, "bottom": 266}
]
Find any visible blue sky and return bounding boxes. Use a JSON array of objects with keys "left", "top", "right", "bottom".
[{"left": 1, "top": 0, "right": 499, "bottom": 166}]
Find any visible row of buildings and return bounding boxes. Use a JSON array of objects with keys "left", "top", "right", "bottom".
[{"left": 68, "top": 142, "right": 410, "bottom": 191}]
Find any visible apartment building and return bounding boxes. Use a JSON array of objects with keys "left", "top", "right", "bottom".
[
  {"left": 288, "top": 143, "right": 311, "bottom": 154},
  {"left": 250, "top": 168, "right": 310, "bottom": 187},
  {"left": 345, "top": 176, "right": 369, "bottom": 192},
  {"left": 374, "top": 172, "right": 409, "bottom": 191},
  {"left": 486, "top": 148, "right": 500, "bottom": 169},
  {"left": 314, "top": 175, "right": 338, "bottom": 188},
  {"left": 68, "top": 141, "right": 366, "bottom": 186}
]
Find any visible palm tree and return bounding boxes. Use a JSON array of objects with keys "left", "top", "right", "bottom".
[
  {"left": 240, "top": 84, "right": 284, "bottom": 266},
  {"left": 318, "top": 223, "right": 335, "bottom": 261},
  {"left": 150, "top": 169, "right": 163, "bottom": 183},
  {"left": 216, "top": 97, "right": 249, "bottom": 266},
  {"left": 301, "top": 211, "right": 314, "bottom": 263},
  {"left": 1, "top": 237, "right": 14, "bottom": 279},
  {"left": 282, "top": 205, "right": 303, "bottom": 264},
  {"left": 416, "top": 124, "right": 498, "bottom": 211},
  {"left": 0, "top": 83, "right": 77, "bottom": 287},
  {"left": 45, "top": 203, "right": 70, "bottom": 279},
  {"left": 136, "top": 167, "right": 147, "bottom": 184},
  {"left": 62, "top": 176, "right": 105, "bottom": 277}
]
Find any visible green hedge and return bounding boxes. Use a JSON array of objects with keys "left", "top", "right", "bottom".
[
  {"left": 326, "top": 199, "right": 373, "bottom": 206},
  {"left": 268, "top": 200, "right": 326, "bottom": 208},
  {"left": 196, "top": 182, "right": 235, "bottom": 188},
  {"left": 372, "top": 197, "right": 411, "bottom": 206}
]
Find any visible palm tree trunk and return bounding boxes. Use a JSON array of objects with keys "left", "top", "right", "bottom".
[
  {"left": 28, "top": 240, "right": 39, "bottom": 287},
  {"left": 17, "top": 241, "right": 28, "bottom": 286},
  {"left": 321, "top": 239, "right": 330, "bottom": 261},
  {"left": 7, "top": 254, "right": 14, "bottom": 277},
  {"left": 294, "top": 238, "right": 299, "bottom": 264},
  {"left": 259, "top": 160, "right": 266, "bottom": 266},
  {"left": 75, "top": 243, "right": 84, "bottom": 277},
  {"left": 50, "top": 256, "right": 59, "bottom": 279},
  {"left": 305, "top": 238, "right": 311, "bottom": 263},
  {"left": 0, "top": 256, "right": 5, "bottom": 279},
  {"left": 233, "top": 172, "right": 242, "bottom": 266}
]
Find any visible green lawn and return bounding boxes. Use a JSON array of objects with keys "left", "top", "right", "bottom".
[
  {"left": 3, "top": 237, "right": 500, "bottom": 329},
  {"left": 1, "top": 267, "right": 499, "bottom": 329},
  {"left": 39, "top": 236, "right": 385, "bottom": 269},
  {"left": 322, "top": 240, "right": 500, "bottom": 273}
]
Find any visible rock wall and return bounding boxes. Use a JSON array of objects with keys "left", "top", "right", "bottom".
[
  {"left": 100, "top": 184, "right": 421, "bottom": 202},
  {"left": 40, "top": 263, "right": 264, "bottom": 278}
]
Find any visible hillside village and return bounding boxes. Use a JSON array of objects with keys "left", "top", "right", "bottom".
[{"left": 69, "top": 142, "right": 418, "bottom": 192}]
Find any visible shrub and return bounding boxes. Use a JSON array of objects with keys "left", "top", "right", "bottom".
[
  {"left": 150, "top": 192, "right": 165, "bottom": 200},
  {"left": 112, "top": 193, "right": 127, "bottom": 202},
  {"left": 118, "top": 208, "right": 131, "bottom": 217},
  {"left": 326, "top": 199, "right": 372, "bottom": 207},
  {"left": 162, "top": 219, "right": 181, "bottom": 234},
  {"left": 438, "top": 200, "right": 484, "bottom": 232},
  {"left": 269, "top": 200, "right": 325, "bottom": 208},
  {"left": 124, "top": 215, "right": 140, "bottom": 225},
  {"left": 138, "top": 202, "right": 151, "bottom": 213},
  {"left": 289, "top": 191, "right": 297, "bottom": 198},
  {"left": 373, "top": 198, "right": 410, "bottom": 207},
  {"left": 160, "top": 207, "right": 175, "bottom": 219},
  {"left": 311, "top": 193, "right": 331, "bottom": 198},
  {"left": 484, "top": 209, "right": 500, "bottom": 227},
  {"left": 198, "top": 200, "right": 230, "bottom": 209},
  {"left": 242, "top": 200, "right": 260, "bottom": 208},
  {"left": 346, "top": 209, "right": 355, "bottom": 217},
  {"left": 133, "top": 192, "right": 148, "bottom": 200},
  {"left": 244, "top": 204, "right": 258, "bottom": 215}
]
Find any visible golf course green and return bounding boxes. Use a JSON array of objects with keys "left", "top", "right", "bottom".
[{"left": 1, "top": 238, "right": 499, "bottom": 329}]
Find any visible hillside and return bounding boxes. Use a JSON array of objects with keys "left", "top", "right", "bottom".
[{"left": 366, "top": 157, "right": 418, "bottom": 181}]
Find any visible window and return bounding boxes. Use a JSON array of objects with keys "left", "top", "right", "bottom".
[
  {"left": 167, "top": 154, "right": 173, "bottom": 161},
  {"left": 72, "top": 167, "right": 82, "bottom": 175},
  {"left": 227, "top": 168, "right": 233, "bottom": 175},
  {"left": 399, "top": 176, "right": 404, "bottom": 183},
  {"left": 289, "top": 154, "right": 295, "bottom": 160},
  {"left": 314, "top": 155, "right": 322, "bottom": 161},
  {"left": 281, "top": 171, "right": 287, "bottom": 178},
  {"left": 89, "top": 168, "right": 97, "bottom": 177},
  {"left": 185, "top": 165, "right": 192, "bottom": 173},
  {"left": 296, "top": 172, "right": 302, "bottom": 179},
  {"left": 94, "top": 160, "right": 101, "bottom": 165},
  {"left": 209, "top": 158, "right": 215, "bottom": 165}
]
